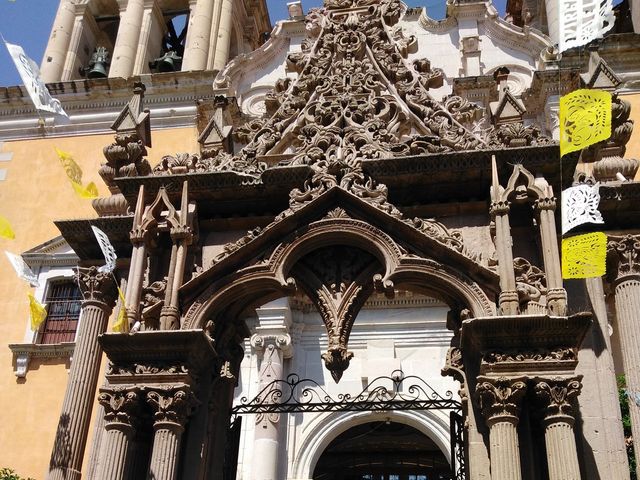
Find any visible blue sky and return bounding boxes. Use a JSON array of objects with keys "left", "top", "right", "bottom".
[{"left": 0, "top": 0, "right": 507, "bottom": 87}]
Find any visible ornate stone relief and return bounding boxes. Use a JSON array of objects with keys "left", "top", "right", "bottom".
[
  {"left": 293, "top": 245, "right": 383, "bottom": 381},
  {"left": 476, "top": 376, "right": 527, "bottom": 423},
  {"left": 608, "top": 234, "right": 640, "bottom": 280},
  {"left": 534, "top": 376, "right": 582, "bottom": 418},
  {"left": 482, "top": 348, "right": 576, "bottom": 364}
]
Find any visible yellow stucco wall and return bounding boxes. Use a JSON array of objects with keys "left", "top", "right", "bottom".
[{"left": 0, "top": 126, "right": 198, "bottom": 478}]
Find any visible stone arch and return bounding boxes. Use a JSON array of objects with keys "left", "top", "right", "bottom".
[{"left": 291, "top": 410, "right": 452, "bottom": 479}]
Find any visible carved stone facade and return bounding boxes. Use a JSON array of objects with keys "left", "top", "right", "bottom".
[{"left": 2, "top": 0, "right": 640, "bottom": 479}]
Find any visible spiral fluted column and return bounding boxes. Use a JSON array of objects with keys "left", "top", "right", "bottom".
[
  {"left": 476, "top": 376, "right": 527, "bottom": 480},
  {"left": 47, "top": 267, "right": 116, "bottom": 480}
]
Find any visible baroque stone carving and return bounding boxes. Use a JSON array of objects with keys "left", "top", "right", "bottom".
[
  {"left": 75, "top": 266, "right": 116, "bottom": 304},
  {"left": 608, "top": 234, "right": 640, "bottom": 280},
  {"left": 293, "top": 245, "right": 383, "bottom": 382},
  {"left": 485, "top": 122, "right": 553, "bottom": 148},
  {"left": 106, "top": 361, "right": 189, "bottom": 376},
  {"left": 513, "top": 257, "right": 547, "bottom": 306},
  {"left": 100, "top": 83, "right": 152, "bottom": 191},
  {"left": 146, "top": 386, "right": 198, "bottom": 428},
  {"left": 476, "top": 376, "right": 527, "bottom": 423},
  {"left": 483, "top": 348, "right": 576, "bottom": 364},
  {"left": 534, "top": 377, "right": 582, "bottom": 417},
  {"left": 98, "top": 388, "right": 141, "bottom": 429}
]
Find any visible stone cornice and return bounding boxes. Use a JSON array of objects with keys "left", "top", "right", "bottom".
[{"left": 8, "top": 342, "right": 75, "bottom": 378}]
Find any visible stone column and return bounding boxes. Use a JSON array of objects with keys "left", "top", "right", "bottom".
[
  {"left": 183, "top": 0, "right": 215, "bottom": 71},
  {"left": 608, "top": 234, "right": 640, "bottom": 466},
  {"left": 110, "top": 0, "right": 146, "bottom": 78},
  {"left": 95, "top": 388, "right": 141, "bottom": 480},
  {"left": 490, "top": 201, "right": 519, "bottom": 315},
  {"left": 534, "top": 377, "right": 583, "bottom": 480},
  {"left": 133, "top": 0, "right": 163, "bottom": 75},
  {"left": 146, "top": 385, "right": 197, "bottom": 480},
  {"left": 41, "top": 0, "right": 77, "bottom": 82},
  {"left": 212, "top": 0, "right": 234, "bottom": 70},
  {"left": 534, "top": 196, "right": 567, "bottom": 315},
  {"left": 61, "top": 5, "right": 95, "bottom": 81},
  {"left": 476, "top": 376, "right": 527, "bottom": 480},
  {"left": 47, "top": 267, "right": 116, "bottom": 480},
  {"left": 250, "top": 335, "right": 293, "bottom": 480}
]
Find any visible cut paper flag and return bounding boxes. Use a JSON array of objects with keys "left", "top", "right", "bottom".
[
  {"left": 55, "top": 148, "right": 99, "bottom": 199},
  {"left": 112, "top": 287, "right": 128, "bottom": 333},
  {"left": 91, "top": 226, "right": 117, "bottom": 273},
  {"left": 4, "top": 40, "right": 68, "bottom": 118},
  {"left": 557, "top": 0, "right": 615, "bottom": 52},
  {"left": 561, "top": 183, "right": 604, "bottom": 234},
  {"left": 72, "top": 181, "right": 99, "bottom": 199},
  {"left": 5, "top": 251, "right": 39, "bottom": 286},
  {"left": 562, "top": 232, "right": 607, "bottom": 279},
  {"left": 560, "top": 89, "right": 612, "bottom": 157},
  {"left": 28, "top": 293, "right": 47, "bottom": 331},
  {"left": 0, "top": 215, "right": 15, "bottom": 239}
]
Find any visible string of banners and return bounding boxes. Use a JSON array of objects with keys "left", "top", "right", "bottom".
[{"left": 559, "top": 88, "right": 613, "bottom": 279}]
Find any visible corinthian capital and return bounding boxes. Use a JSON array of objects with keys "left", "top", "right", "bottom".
[
  {"left": 608, "top": 235, "right": 640, "bottom": 281},
  {"left": 146, "top": 385, "right": 198, "bottom": 430},
  {"left": 534, "top": 376, "right": 582, "bottom": 419},
  {"left": 75, "top": 266, "right": 116, "bottom": 304},
  {"left": 476, "top": 376, "right": 527, "bottom": 425},
  {"left": 98, "top": 387, "right": 141, "bottom": 430}
]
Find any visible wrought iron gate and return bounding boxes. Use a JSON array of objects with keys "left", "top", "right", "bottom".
[{"left": 226, "top": 370, "right": 466, "bottom": 480}]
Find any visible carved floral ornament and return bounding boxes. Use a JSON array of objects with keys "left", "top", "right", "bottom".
[{"left": 608, "top": 234, "right": 640, "bottom": 280}]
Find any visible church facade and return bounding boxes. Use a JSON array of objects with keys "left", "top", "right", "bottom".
[{"left": 1, "top": 0, "right": 640, "bottom": 479}]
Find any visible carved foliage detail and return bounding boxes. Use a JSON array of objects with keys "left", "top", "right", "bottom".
[
  {"left": 534, "top": 377, "right": 582, "bottom": 418},
  {"left": 146, "top": 386, "right": 197, "bottom": 428},
  {"left": 75, "top": 266, "right": 116, "bottom": 304},
  {"left": 98, "top": 388, "right": 141, "bottom": 429},
  {"left": 608, "top": 234, "right": 640, "bottom": 279},
  {"left": 476, "top": 376, "right": 527, "bottom": 423}
]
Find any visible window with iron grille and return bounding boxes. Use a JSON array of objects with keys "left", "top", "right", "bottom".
[{"left": 39, "top": 280, "right": 82, "bottom": 344}]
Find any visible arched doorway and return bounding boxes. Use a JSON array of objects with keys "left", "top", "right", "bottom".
[{"left": 313, "top": 421, "right": 453, "bottom": 480}]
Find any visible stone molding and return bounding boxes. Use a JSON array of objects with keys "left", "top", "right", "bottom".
[{"left": 8, "top": 342, "right": 75, "bottom": 378}]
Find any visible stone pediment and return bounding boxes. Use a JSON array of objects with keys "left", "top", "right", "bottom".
[
  {"left": 181, "top": 184, "right": 498, "bottom": 303},
  {"left": 22, "top": 235, "right": 78, "bottom": 266},
  {"left": 580, "top": 52, "right": 622, "bottom": 90}
]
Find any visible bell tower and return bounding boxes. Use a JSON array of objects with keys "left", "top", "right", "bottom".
[{"left": 40, "top": 0, "right": 271, "bottom": 83}]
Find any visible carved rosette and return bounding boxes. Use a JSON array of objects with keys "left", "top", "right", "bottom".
[
  {"left": 146, "top": 386, "right": 198, "bottom": 432},
  {"left": 534, "top": 377, "right": 582, "bottom": 423},
  {"left": 75, "top": 266, "right": 116, "bottom": 306},
  {"left": 608, "top": 234, "right": 640, "bottom": 282},
  {"left": 98, "top": 387, "right": 141, "bottom": 432},
  {"left": 476, "top": 376, "right": 527, "bottom": 426}
]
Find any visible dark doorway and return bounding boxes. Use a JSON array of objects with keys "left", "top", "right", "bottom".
[{"left": 313, "top": 421, "right": 453, "bottom": 480}]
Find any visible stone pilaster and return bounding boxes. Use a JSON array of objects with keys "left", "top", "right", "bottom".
[
  {"left": 476, "top": 376, "right": 527, "bottom": 480},
  {"left": 147, "top": 385, "right": 198, "bottom": 480},
  {"left": 47, "top": 267, "right": 116, "bottom": 480},
  {"left": 608, "top": 234, "right": 640, "bottom": 467},
  {"left": 95, "top": 387, "right": 141, "bottom": 480},
  {"left": 534, "top": 377, "right": 583, "bottom": 480}
]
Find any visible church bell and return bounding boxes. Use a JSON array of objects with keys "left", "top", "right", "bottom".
[
  {"left": 149, "top": 50, "right": 183, "bottom": 73},
  {"left": 80, "top": 46, "right": 110, "bottom": 79}
]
